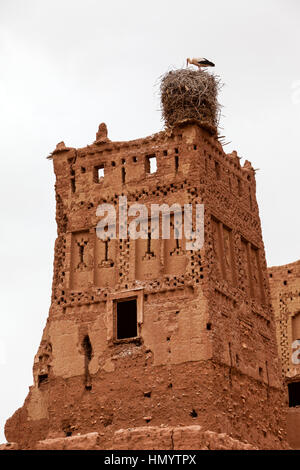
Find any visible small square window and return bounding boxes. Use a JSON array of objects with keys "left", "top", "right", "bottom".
[
  {"left": 94, "top": 165, "right": 104, "bottom": 183},
  {"left": 116, "top": 299, "right": 137, "bottom": 339},
  {"left": 145, "top": 155, "right": 157, "bottom": 174}
]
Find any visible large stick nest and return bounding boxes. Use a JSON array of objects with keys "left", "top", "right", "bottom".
[{"left": 160, "top": 68, "right": 222, "bottom": 133}]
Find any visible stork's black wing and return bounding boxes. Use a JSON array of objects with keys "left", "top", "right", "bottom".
[{"left": 198, "top": 58, "right": 215, "bottom": 67}]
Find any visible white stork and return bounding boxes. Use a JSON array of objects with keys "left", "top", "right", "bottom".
[{"left": 186, "top": 57, "right": 215, "bottom": 69}]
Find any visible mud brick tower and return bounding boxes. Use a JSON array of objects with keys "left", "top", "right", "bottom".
[
  {"left": 4, "top": 118, "right": 289, "bottom": 450},
  {"left": 268, "top": 260, "right": 300, "bottom": 448}
]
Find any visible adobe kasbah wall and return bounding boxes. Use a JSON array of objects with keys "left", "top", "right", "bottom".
[
  {"left": 3, "top": 122, "right": 290, "bottom": 450},
  {"left": 268, "top": 260, "right": 300, "bottom": 449}
]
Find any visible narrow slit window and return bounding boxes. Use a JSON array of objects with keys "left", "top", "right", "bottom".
[
  {"left": 116, "top": 299, "right": 137, "bottom": 340},
  {"left": 71, "top": 178, "right": 76, "bottom": 193},
  {"left": 82, "top": 335, "right": 93, "bottom": 390},
  {"left": 175, "top": 155, "right": 179, "bottom": 173},
  {"left": 122, "top": 166, "right": 126, "bottom": 184}
]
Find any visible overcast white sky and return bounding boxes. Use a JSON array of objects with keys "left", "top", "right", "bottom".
[{"left": 0, "top": 0, "right": 299, "bottom": 443}]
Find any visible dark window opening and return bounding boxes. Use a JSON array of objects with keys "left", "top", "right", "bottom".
[
  {"left": 190, "top": 409, "right": 198, "bottom": 418},
  {"left": 38, "top": 374, "right": 48, "bottom": 387},
  {"left": 82, "top": 335, "right": 93, "bottom": 390},
  {"left": 122, "top": 166, "right": 126, "bottom": 184},
  {"left": 116, "top": 299, "right": 137, "bottom": 340},
  {"left": 163, "top": 150, "right": 168, "bottom": 156},
  {"left": 133, "top": 156, "right": 138, "bottom": 162},
  {"left": 83, "top": 335, "right": 92, "bottom": 361},
  {"left": 146, "top": 229, "right": 153, "bottom": 255},
  {"left": 288, "top": 382, "right": 300, "bottom": 407},
  {"left": 283, "top": 280, "right": 287, "bottom": 286},
  {"left": 81, "top": 166, "right": 86, "bottom": 173},
  {"left": 71, "top": 178, "right": 76, "bottom": 193},
  {"left": 79, "top": 245, "right": 84, "bottom": 264},
  {"left": 104, "top": 240, "right": 109, "bottom": 261},
  {"left": 175, "top": 155, "right": 179, "bottom": 173}
]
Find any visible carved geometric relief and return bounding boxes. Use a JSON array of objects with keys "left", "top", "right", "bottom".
[
  {"left": 135, "top": 219, "right": 161, "bottom": 280},
  {"left": 211, "top": 216, "right": 235, "bottom": 283},
  {"left": 241, "top": 238, "right": 251, "bottom": 297},
  {"left": 70, "top": 230, "right": 92, "bottom": 290},
  {"left": 164, "top": 214, "right": 187, "bottom": 275},
  {"left": 241, "top": 237, "right": 264, "bottom": 303},
  {"left": 250, "top": 245, "right": 264, "bottom": 302},
  {"left": 94, "top": 229, "right": 117, "bottom": 288},
  {"left": 222, "top": 225, "right": 235, "bottom": 283},
  {"left": 211, "top": 217, "right": 223, "bottom": 279}
]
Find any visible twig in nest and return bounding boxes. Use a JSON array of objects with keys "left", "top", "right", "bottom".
[{"left": 160, "top": 68, "right": 222, "bottom": 131}]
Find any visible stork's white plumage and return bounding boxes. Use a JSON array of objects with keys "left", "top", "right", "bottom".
[{"left": 186, "top": 57, "right": 215, "bottom": 69}]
